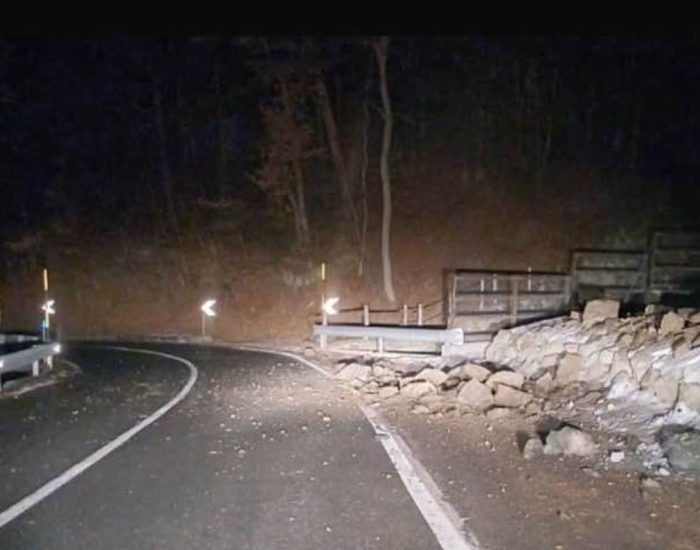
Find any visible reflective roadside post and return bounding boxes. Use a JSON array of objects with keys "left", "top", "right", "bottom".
[
  {"left": 200, "top": 299, "right": 217, "bottom": 337},
  {"left": 320, "top": 296, "right": 339, "bottom": 349},
  {"left": 41, "top": 299, "right": 55, "bottom": 342},
  {"left": 42, "top": 268, "right": 50, "bottom": 341}
]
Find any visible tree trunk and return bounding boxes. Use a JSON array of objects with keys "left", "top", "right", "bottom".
[
  {"left": 214, "top": 64, "right": 228, "bottom": 200},
  {"left": 315, "top": 78, "right": 355, "bottom": 222},
  {"left": 358, "top": 80, "right": 370, "bottom": 277},
  {"left": 373, "top": 37, "right": 396, "bottom": 303},
  {"left": 279, "top": 77, "right": 310, "bottom": 247},
  {"left": 151, "top": 69, "right": 178, "bottom": 230}
]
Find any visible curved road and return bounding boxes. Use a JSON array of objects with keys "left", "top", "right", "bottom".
[{"left": 0, "top": 344, "right": 446, "bottom": 549}]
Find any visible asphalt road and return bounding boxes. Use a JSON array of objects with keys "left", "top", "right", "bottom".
[{"left": 0, "top": 344, "right": 443, "bottom": 549}]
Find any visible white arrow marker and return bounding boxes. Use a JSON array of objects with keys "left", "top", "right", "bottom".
[
  {"left": 201, "top": 299, "right": 217, "bottom": 317},
  {"left": 42, "top": 300, "right": 56, "bottom": 315},
  {"left": 322, "top": 297, "right": 339, "bottom": 316}
]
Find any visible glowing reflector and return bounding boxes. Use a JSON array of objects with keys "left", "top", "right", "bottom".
[
  {"left": 201, "top": 299, "right": 217, "bottom": 317},
  {"left": 42, "top": 299, "right": 56, "bottom": 315},
  {"left": 322, "top": 297, "right": 339, "bottom": 316}
]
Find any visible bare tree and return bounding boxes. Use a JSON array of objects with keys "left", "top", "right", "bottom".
[
  {"left": 373, "top": 37, "right": 396, "bottom": 303},
  {"left": 150, "top": 67, "right": 178, "bottom": 230},
  {"left": 253, "top": 78, "right": 313, "bottom": 248}
]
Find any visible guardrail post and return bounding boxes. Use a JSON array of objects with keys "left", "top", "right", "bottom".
[
  {"left": 479, "top": 278, "right": 485, "bottom": 311},
  {"left": 32, "top": 361, "right": 39, "bottom": 377},
  {"left": 363, "top": 304, "right": 370, "bottom": 326},
  {"left": 417, "top": 303, "right": 424, "bottom": 326},
  {"left": 510, "top": 278, "right": 519, "bottom": 326},
  {"left": 402, "top": 304, "right": 408, "bottom": 325},
  {"left": 377, "top": 337, "right": 384, "bottom": 353},
  {"left": 320, "top": 305, "right": 328, "bottom": 349}
]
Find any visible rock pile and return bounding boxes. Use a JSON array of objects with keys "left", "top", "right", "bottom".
[
  {"left": 484, "top": 300, "right": 700, "bottom": 472},
  {"left": 485, "top": 305, "right": 700, "bottom": 411},
  {"left": 334, "top": 359, "right": 538, "bottom": 417}
]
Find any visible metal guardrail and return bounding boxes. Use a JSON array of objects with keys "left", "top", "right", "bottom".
[
  {"left": 313, "top": 324, "right": 464, "bottom": 354},
  {"left": 0, "top": 343, "right": 61, "bottom": 392},
  {"left": 0, "top": 333, "right": 40, "bottom": 344}
]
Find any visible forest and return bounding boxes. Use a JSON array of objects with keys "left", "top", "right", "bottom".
[{"left": 1, "top": 36, "right": 698, "bottom": 339}]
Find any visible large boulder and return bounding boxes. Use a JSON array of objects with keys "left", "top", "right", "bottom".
[
  {"left": 401, "top": 380, "right": 437, "bottom": 400},
  {"left": 336, "top": 363, "right": 372, "bottom": 382},
  {"left": 522, "top": 437, "right": 545, "bottom": 460},
  {"left": 544, "top": 426, "right": 598, "bottom": 457},
  {"left": 488, "top": 370, "right": 525, "bottom": 390},
  {"left": 640, "top": 369, "right": 679, "bottom": 409},
  {"left": 456, "top": 379, "right": 494, "bottom": 412},
  {"left": 659, "top": 311, "right": 686, "bottom": 336},
  {"left": 378, "top": 386, "right": 399, "bottom": 399},
  {"left": 582, "top": 299, "right": 620, "bottom": 324},
  {"left": 415, "top": 367, "right": 448, "bottom": 387},
  {"left": 660, "top": 429, "right": 700, "bottom": 473},
  {"left": 493, "top": 385, "right": 532, "bottom": 408},
  {"left": 456, "top": 363, "right": 492, "bottom": 382}
]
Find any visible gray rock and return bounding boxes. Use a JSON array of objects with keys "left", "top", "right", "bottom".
[
  {"left": 522, "top": 437, "right": 545, "bottom": 460},
  {"left": 459, "top": 363, "right": 492, "bottom": 382},
  {"left": 660, "top": 430, "right": 700, "bottom": 473},
  {"left": 679, "top": 383, "right": 700, "bottom": 413},
  {"left": 378, "top": 386, "right": 399, "bottom": 399},
  {"left": 456, "top": 379, "right": 494, "bottom": 411},
  {"left": 640, "top": 369, "right": 679, "bottom": 409},
  {"left": 609, "top": 450, "right": 625, "bottom": 463},
  {"left": 418, "top": 394, "right": 447, "bottom": 413},
  {"left": 336, "top": 363, "right": 372, "bottom": 382},
  {"left": 541, "top": 354, "right": 560, "bottom": 369},
  {"left": 639, "top": 476, "right": 662, "bottom": 492},
  {"left": 684, "top": 325, "right": 700, "bottom": 348},
  {"left": 581, "top": 355, "right": 611, "bottom": 383},
  {"left": 677, "top": 308, "right": 696, "bottom": 321},
  {"left": 488, "top": 370, "right": 525, "bottom": 390},
  {"left": 534, "top": 372, "right": 554, "bottom": 394},
  {"left": 659, "top": 311, "right": 686, "bottom": 336},
  {"left": 447, "top": 366, "right": 464, "bottom": 379},
  {"left": 372, "top": 365, "right": 396, "bottom": 380},
  {"left": 525, "top": 401, "right": 543, "bottom": 417},
  {"left": 544, "top": 426, "right": 598, "bottom": 457},
  {"left": 630, "top": 350, "right": 654, "bottom": 383},
  {"left": 555, "top": 353, "right": 584, "bottom": 386},
  {"left": 401, "top": 380, "right": 437, "bottom": 400},
  {"left": 415, "top": 367, "right": 448, "bottom": 387},
  {"left": 610, "top": 350, "right": 633, "bottom": 377},
  {"left": 493, "top": 385, "right": 532, "bottom": 408},
  {"left": 579, "top": 339, "right": 604, "bottom": 359},
  {"left": 583, "top": 299, "right": 620, "bottom": 324}
]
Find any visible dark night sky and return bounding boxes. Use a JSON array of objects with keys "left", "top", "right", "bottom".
[{"left": 1, "top": 36, "right": 699, "bottom": 243}]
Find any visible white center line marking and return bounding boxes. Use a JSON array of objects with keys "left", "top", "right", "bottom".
[{"left": 0, "top": 346, "right": 198, "bottom": 529}]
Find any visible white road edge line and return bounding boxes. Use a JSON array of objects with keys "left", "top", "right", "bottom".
[
  {"left": 0, "top": 346, "right": 198, "bottom": 529},
  {"left": 228, "top": 344, "right": 480, "bottom": 550}
]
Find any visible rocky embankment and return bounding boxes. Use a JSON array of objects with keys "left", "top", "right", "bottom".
[{"left": 332, "top": 300, "right": 700, "bottom": 476}]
